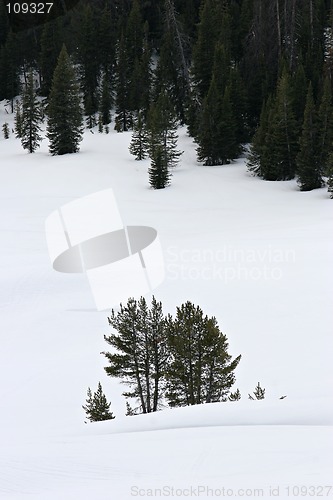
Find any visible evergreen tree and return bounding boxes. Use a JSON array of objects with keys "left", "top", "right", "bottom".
[
  {"left": 291, "top": 63, "right": 308, "bottom": 129},
  {"left": 21, "top": 71, "right": 42, "bottom": 153},
  {"left": 78, "top": 5, "right": 100, "bottom": 120},
  {"left": 99, "top": 71, "right": 112, "bottom": 126},
  {"left": 248, "top": 382, "right": 265, "bottom": 400},
  {"left": 229, "top": 65, "right": 248, "bottom": 144},
  {"left": 114, "top": 34, "right": 131, "bottom": 132},
  {"left": 262, "top": 71, "right": 298, "bottom": 180},
  {"left": 148, "top": 142, "right": 171, "bottom": 189},
  {"left": 247, "top": 96, "right": 272, "bottom": 177},
  {"left": 82, "top": 382, "right": 115, "bottom": 422},
  {"left": 14, "top": 100, "right": 23, "bottom": 138},
  {"left": 228, "top": 388, "right": 241, "bottom": 401},
  {"left": 103, "top": 296, "right": 169, "bottom": 414},
  {"left": 0, "top": 0, "right": 9, "bottom": 47},
  {"left": 40, "top": 19, "right": 62, "bottom": 96},
  {"left": 197, "top": 77, "right": 238, "bottom": 165},
  {"left": 0, "top": 31, "right": 20, "bottom": 110},
  {"left": 192, "top": 0, "right": 222, "bottom": 98},
  {"left": 2, "top": 122, "right": 9, "bottom": 139},
  {"left": 154, "top": 3, "right": 190, "bottom": 122},
  {"left": 317, "top": 76, "right": 333, "bottom": 172},
  {"left": 166, "top": 301, "right": 241, "bottom": 407},
  {"left": 129, "top": 111, "right": 149, "bottom": 160},
  {"left": 47, "top": 45, "right": 83, "bottom": 156},
  {"left": 125, "top": 401, "right": 136, "bottom": 416},
  {"left": 148, "top": 90, "right": 182, "bottom": 169},
  {"left": 296, "top": 82, "right": 323, "bottom": 191},
  {"left": 97, "top": 4, "right": 116, "bottom": 75},
  {"left": 125, "top": 0, "right": 144, "bottom": 70},
  {"left": 98, "top": 113, "right": 103, "bottom": 133}
]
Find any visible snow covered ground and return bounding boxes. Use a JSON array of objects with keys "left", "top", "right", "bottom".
[{"left": 0, "top": 102, "right": 332, "bottom": 499}]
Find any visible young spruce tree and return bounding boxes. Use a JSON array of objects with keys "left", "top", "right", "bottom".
[
  {"left": 2, "top": 122, "right": 9, "bottom": 139},
  {"left": 82, "top": 382, "right": 115, "bottom": 422},
  {"left": 296, "top": 83, "right": 323, "bottom": 191},
  {"left": 129, "top": 110, "right": 149, "bottom": 160},
  {"left": 47, "top": 45, "right": 83, "bottom": 155},
  {"left": 14, "top": 100, "right": 23, "bottom": 138},
  {"left": 21, "top": 71, "right": 42, "bottom": 153},
  {"left": 262, "top": 70, "right": 298, "bottom": 180}
]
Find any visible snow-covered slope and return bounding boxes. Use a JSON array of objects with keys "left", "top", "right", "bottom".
[{"left": 0, "top": 103, "right": 332, "bottom": 499}]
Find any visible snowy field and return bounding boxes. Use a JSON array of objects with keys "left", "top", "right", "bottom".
[{"left": 0, "top": 101, "right": 332, "bottom": 499}]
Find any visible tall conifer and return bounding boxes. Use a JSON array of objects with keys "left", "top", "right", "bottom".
[
  {"left": 21, "top": 71, "right": 42, "bottom": 153},
  {"left": 47, "top": 45, "right": 83, "bottom": 155},
  {"left": 296, "top": 82, "right": 323, "bottom": 191}
]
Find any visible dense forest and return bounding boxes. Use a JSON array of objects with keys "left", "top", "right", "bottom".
[{"left": 1, "top": 0, "right": 333, "bottom": 192}]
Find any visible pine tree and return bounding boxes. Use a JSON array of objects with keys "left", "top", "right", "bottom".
[
  {"left": 40, "top": 19, "right": 62, "bottom": 97},
  {"left": 129, "top": 111, "right": 149, "bottom": 160},
  {"left": 166, "top": 301, "right": 241, "bottom": 407},
  {"left": 21, "top": 71, "right": 42, "bottom": 153},
  {"left": 99, "top": 71, "right": 112, "bottom": 126},
  {"left": 98, "top": 113, "right": 103, "bottom": 133},
  {"left": 192, "top": 0, "right": 223, "bottom": 98},
  {"left": 0, "top": 31, "right": 20, "bottom": 110},
  {"left": 82, "top": 382, "right": 115, "bottom": 422},
  {"left": 248, "top": 382, "right": 265, "bottom": 400},
  {"left": 97, "top": 4, "right": 116, "bottom": 75},
  {"left": 125, "top": 401, "right": 136, "bottom": 416},
  {"left": 14, "top": 100, "right": 23, "bottom": 138},
  {"left": 47, "top": 45, "right": 83, "bottom": 155},
  {"left": 103, "top": 296, "right": 169, "bottom": 414},
  {"left": 228, "top": 388, "right": 241, "bottom": 401},
  {"left": 148, "top": 142, "right": 171, "bottom": 189},
  {"left": 317, "top": 76, "right": 333, "bottom": 172},
  {"left": 154, "top": 3, "right": 190, "bottom": 123},
  {"left": 114, "top": 34, "right": 131, "bottom": 132},
  {"left": 197, "top": 77, "right": 238, "bottom": 166},
  {"left": 291, "top": 63, "right": 308, "bottom": 129},
  {"left": 78, "top": 5, "right": 100, "bottom": 119},
  {"left": 247, "top": 95, "right": 272, "bottom": 176},
  {"left": 296, "top": 82, "right": 323, "bottom": 191},
  {"left": 262, "top": 70, "right": 298, "bottom": 180},
  {"left": 148, "top": 90, "right": 182, "bottom": 169},
  {"left": 2, "top": 122, "right": 9, "bottom": 139}
]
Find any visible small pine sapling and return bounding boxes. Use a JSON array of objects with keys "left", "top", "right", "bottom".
[
  {"left": 14, "top": 101, "right": 23, "bottom": 138},
  {"left": 82, "top": 382, "right": 115, "bottom": 422},
  {"left": 248, "top": 382, "right": 265, "bottom": 400},
  {"left": 2, "top": 122, "right": 10, "bottom": 139},
  {"left": 129, "top": 111, "right": 149, "bottom": 160},
  {"left": 228, "top": 388, "right": 241, "bottom": 401},
  {"left": 98, "top": 113, "right": 103, "bottom": 133},
  {"left": 125, "top": 401, "right": 136, "bottom": 416}
]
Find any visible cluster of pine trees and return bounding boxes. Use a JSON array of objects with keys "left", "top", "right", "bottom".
[
  {"left": 102, "top": 296, "right": 241, "bottom": 414},
  {"left": 1, "top": 0, "right": 333, "bottom": 194}
]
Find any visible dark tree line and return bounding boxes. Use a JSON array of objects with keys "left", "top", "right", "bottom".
[{"left": 1, "top": 0, "right": 333, "bottom": 192}]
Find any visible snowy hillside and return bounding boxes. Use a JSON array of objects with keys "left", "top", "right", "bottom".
[{"left": 0, "top": 105, "right": 332, "bottom": 499}]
